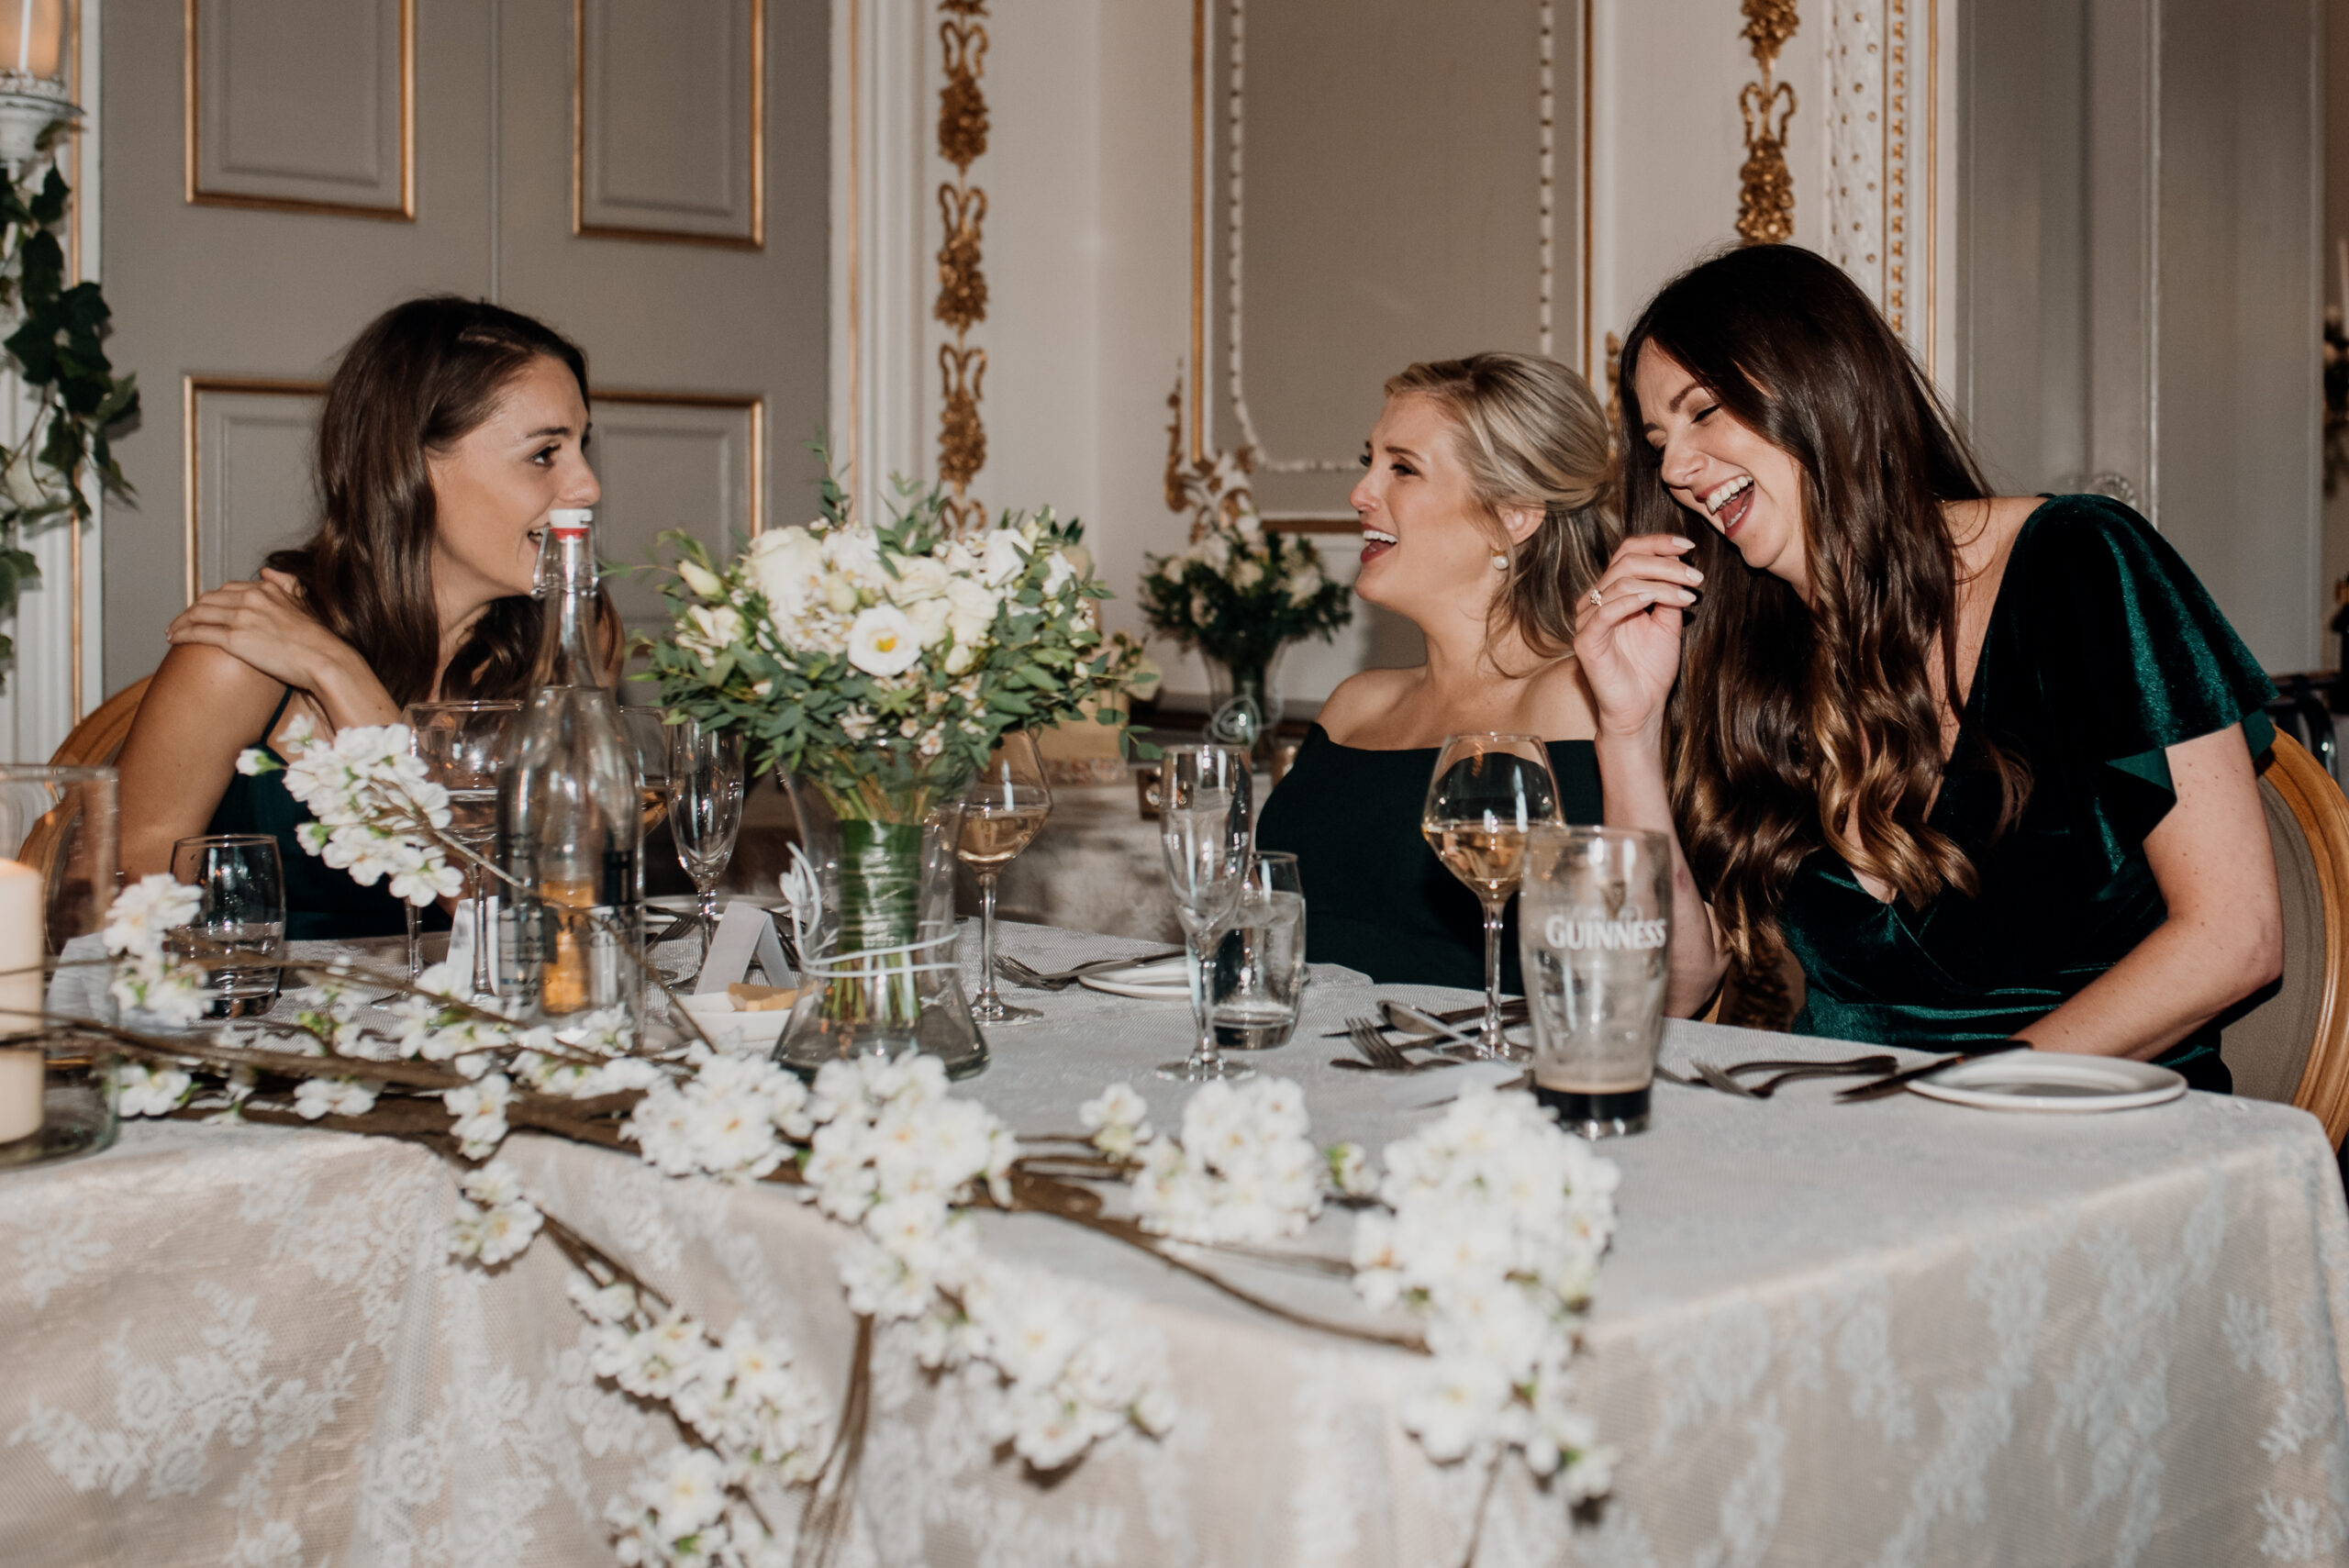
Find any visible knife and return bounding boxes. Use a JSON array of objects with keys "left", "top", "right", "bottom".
[{"left": 1835, "top": 1040, "right": 2030, "bottom": 1102}]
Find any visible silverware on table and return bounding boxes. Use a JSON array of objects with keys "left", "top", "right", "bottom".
[
  {"left": 997, "top": 950, "right": 1186, "bottom": 991},
  {"left": 1338, "top": 1016, "right": 1458, "bottom": 1073},
  {"left": 1836, "top": 1042, "right": 2029, "bottom": 1102},
  {"left": 1685, "top": 1053, "right": 1900, "bottom": 1100}
]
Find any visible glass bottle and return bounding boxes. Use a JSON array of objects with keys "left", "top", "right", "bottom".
[{"left": 495, "top": 508, "right": 646, "bottom": 1034}]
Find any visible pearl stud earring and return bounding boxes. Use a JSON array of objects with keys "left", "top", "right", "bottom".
[{"left": 1491, "top": 552, "right": 1509, "bottom": 571}]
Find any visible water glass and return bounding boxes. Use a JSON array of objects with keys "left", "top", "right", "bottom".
[
  {"left": 1517, "top": 824, "right": 1673, "bottom": 1137},
  {"left": 408, "top": 701, "right": 518, "bottom": 999},
  {"left": 1156, "top": 744, "right": 1253, "bottom": 1082},
  {"left": 1208, "top": 851, "right": 1306, "bottom": 1050},
  {"left": 666, "top": 717, "right": 746, "bottom": 975},
  {"left": 1421, "top": 733, "right": 1562, "bottom": 1059},
  {"left": 168, "top": 834, "right": 286, "bottom": 1018}
]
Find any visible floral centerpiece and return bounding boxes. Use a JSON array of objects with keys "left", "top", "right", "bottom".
[
  {"left": 644, "top": 477, "right": 1144, "bottom": 1073},
  {"left": 1137, "top": 508, "right": 1352, "bottom": 743}
]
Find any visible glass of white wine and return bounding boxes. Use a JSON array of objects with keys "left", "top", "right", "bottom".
[
  {"left": 1420, "top": 732, "right": 1562, "bottom": 1059},
  {"left": 407, "top": 700, "right": 521, "bottom": 999},
  {"left": 960, "top": 731, "right": 1053, "bottom": 1025}
]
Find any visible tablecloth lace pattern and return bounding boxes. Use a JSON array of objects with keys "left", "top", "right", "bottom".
[{"left": 9, "top": 913, "right": 2349, "bottom": 1563}]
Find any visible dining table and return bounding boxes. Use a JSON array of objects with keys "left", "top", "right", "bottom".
[{"left": 4, "top": 917, "right": 2346, "bottom": 1567}]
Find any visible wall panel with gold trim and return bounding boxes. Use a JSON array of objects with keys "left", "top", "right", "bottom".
[
  {"left": 573, "top": 0, "right": 763, "bottom": 247},
  {"left": 180, "top": 377, "right": 324, "bottom": 606},
  {"left": 589, "top": 391, "right": 763, "bottom": 646},
  {"left": 184, "top": 0, "right": 414, "bottom": 219}
]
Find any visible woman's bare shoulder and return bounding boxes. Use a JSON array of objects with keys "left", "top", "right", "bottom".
[
  {"left": 127, "top": 645, "right": 287, "bottom": 748},
  {"left": 1313, "top": 666, "right": 1418, "bottom": 743}
]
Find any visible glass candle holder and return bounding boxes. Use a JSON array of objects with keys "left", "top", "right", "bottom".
[{"left": 0, "top": 762, "right": 118, "bottom": 1169}]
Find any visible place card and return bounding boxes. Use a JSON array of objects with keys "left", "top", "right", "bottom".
[{"left": 691, "top": 902, "right": 795, "bottom": 996}]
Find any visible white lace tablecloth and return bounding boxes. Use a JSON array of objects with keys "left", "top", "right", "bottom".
[{"left": 6, "top": 920, "right": 2349, "bottom": 1567}]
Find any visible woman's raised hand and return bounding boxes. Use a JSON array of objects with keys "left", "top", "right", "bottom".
[
  {"left": 162, "top": 569, "right": 403, "bottom": 731},
  {"left": 1572, "top": 534, "right": 1701, "bottom": 742}
]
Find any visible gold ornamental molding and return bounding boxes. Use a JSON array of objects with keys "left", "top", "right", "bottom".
[
  {"left": 1735, "top": 0, "right": 1798, "bottom": 246},
  {"left": 933, "top": 0, "right": 989, "bottom": 534}
]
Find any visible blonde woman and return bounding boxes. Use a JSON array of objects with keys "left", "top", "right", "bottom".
[{"left": 1255, "top": 352, "right": 1618, "bottom": 987}]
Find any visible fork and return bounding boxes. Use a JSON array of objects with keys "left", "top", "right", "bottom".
[
  {"left": 1333, "top": 1016, "right": 1461, "bottom": 1073},
  {"left": 997, "top": 951, "right": 1186, "bottom": 991},
  {"left": 1688, "top": 1053, "right": 1900, "bottom": 1099}
]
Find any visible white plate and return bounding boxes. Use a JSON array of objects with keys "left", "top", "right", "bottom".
[
  {"left": 1078, "top": 958, "right": 1193, "bottom": 1000},
  {"left": 1906, "top": 1051, "right": 2187, "bottom": 1113}
]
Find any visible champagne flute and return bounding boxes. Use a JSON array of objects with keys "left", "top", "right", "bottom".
[
  {"left": 666, "top": 717, "right": 746, "bottom": 974},
  {"left": 408, "top": 700, "right": 520, "bottom": 1000},
  {"left": 1157, "top": 743, "right": 1254, "bottom": 1082},
  {"left": 1421, "top": 733, "right": 1561, "bottom": 1058},
  {"left": 960, "top": 732, "right": 1052, "bottom": 1025}
]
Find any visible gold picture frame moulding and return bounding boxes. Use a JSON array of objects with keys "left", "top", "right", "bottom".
[
  {"left": 594, "top": 388, "right": 768, "bottom": 538},
  {"left": 181, "top": 375, "right": 325, "bottom": 608},
  {"left": 572, "top": 0, "right": 766, "bottom": 250},
  {"left": 182, "top": 0, "right": 417, "bottom": 221}
]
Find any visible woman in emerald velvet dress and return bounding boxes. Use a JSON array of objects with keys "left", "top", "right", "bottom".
[
  {"left": 114, "top": 298, "right": 608, "bottom": 939},
  {"left": 1257, "top": 353, "right": 1618, "bottom": 988},
  {"left": 1578, "top": 245, "right": 2279, "bottom": 1091}
]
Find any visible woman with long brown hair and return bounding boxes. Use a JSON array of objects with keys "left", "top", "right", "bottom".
[
  {"left": 1577, "top": 245, "right": 2279, "bottom": 1090},
  {"left": 1257, "top": 351, "right": 1618, "bottom": 988},
  {"left": 116, "top": 297, "right": 605, "bottom": 937}
]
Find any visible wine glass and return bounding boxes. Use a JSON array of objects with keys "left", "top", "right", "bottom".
[
  {"left": 666, "top": 717, "right": 746, "bottom": 975},
  {"left": 1156, "top": 743, "right": 1254, "bottom": 1083},
  {"left": 407, "top": 701, "right": 520, "bottom": 1000},
  {"left": 1420, "top": 733, "right": 1562, "bottom": 1059},
  {"left": 960, "top": 732, "right": 1052, "bottom": 1025},
  {"left": 619, "top": 706, "right": 674, "bottom": 837}
]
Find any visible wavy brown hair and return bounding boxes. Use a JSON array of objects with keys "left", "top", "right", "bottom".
[
  {"left": 1384, "top": 353, "right": 1618, "bottom": 662},
  {"left": 1617, "top": 245, "right": 2025, "bottom": 967},
  {"left": 264, "top": 296, "right": 600, "bottom": 708}
]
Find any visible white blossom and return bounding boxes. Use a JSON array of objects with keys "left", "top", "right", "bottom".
[
  {"left": 1128, "top": 1077, "right": 1322, "bottom": 1246},
  {"left": 114, "top": 1061, "right": 193, "bottom": 1118},
  {"left": 293, "top": 1075, "right": 378, "bottom": 1120},
  {"left": 443, "top": 1073, "right": 514, "bottom": 1161}
]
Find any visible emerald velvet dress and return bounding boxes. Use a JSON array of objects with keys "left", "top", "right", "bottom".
[
  {"left": 206, "top": 687, "right": 452, "bottom": 941},
  {"left": 1781, "top": 495, "right": 2276, "bottom": 1093},
  {"left": 1256, "top": 729, "right": 1605, "bottom": 990}
]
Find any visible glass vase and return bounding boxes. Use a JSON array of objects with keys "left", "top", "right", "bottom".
[
  {"left": 0, "top": 763, "right": 118, "bottom": 1168},
  {"left": 1201, "top": 642, "right": 1290, "bottom": 755},
  {"left": 774, "top": 754, "right": 987, "bottom": 1079}
]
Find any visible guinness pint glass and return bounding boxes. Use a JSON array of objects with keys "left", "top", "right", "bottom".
[{"left": 1517, "top": 825, "right": 1672, "bottom": 1137}]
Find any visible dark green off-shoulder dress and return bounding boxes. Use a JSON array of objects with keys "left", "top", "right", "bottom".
[
  {"left": 1257, "top": 729, "right": 1604, "bottom": 989},
  {"left": 1781, "top": 495, "right": 2277, "bottom": 1092},
  {"left": 206, "top": 687, "right": 452, "bottom": 941}
]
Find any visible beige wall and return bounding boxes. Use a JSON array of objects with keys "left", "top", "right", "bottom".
[{"left": 97, "top": 0, "right": 830, "bottom": 695}]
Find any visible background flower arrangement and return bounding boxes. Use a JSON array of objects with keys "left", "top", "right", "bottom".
[{"left": 1137, "top": 509, "right": 1353, "bottom": 684}]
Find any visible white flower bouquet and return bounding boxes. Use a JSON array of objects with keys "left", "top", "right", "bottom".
[
  {"left": 648, "top": 478, "right": 1148, "bottom": 1066},
  {"left": 650, "top": 478, "right": 1143, "bottom": 802}
]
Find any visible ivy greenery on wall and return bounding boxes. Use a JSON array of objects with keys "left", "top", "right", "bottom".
[{"left": 0, "top": 148, "right": 138, "bottom": 685}]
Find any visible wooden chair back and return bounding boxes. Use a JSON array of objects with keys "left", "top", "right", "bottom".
[
  {"left": 2222, "top": 731, "right": 2349, "bottom": 1146},
  {"left": 13, "top": 677, "right": 148, "bottom": 932}
]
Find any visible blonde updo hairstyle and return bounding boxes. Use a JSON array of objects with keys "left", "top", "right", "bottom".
[{"left": 1383, "top": 352, "right": 1619, "bottom": 662}]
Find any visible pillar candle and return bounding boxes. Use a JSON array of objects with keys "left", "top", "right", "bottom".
[{"left": 0, "top": 857, "right": 45, "bottom": 1141}]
